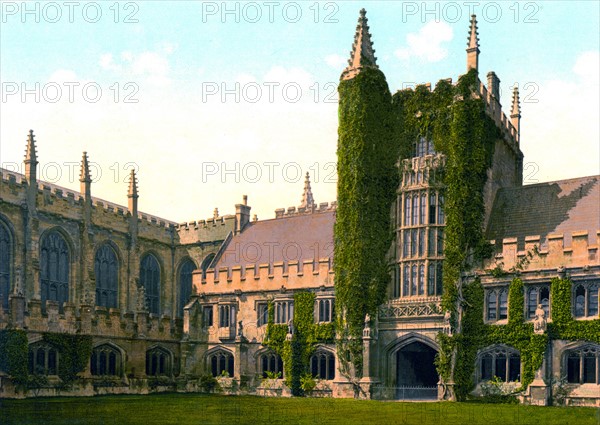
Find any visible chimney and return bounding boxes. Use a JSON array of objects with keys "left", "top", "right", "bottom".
[{"left": 235, "top": 195, "right": 251, "bottom": 234}]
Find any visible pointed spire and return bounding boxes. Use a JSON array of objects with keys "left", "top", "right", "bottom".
[
  {"left": 79, "top": 152, "right": 91, "bottom": 183},
  {"left": 511, "top": 86, "right": 521, "bottom": 138},
  {"left": 299, "top": 172, "right": 315, "bottom": 210},
  {"left": 25, "top": 129, "right": 38, "bottom": 164},
  {"left": 80, "top": 151, "right": 92, "bottom": 202},
  {"left": 127, "top": 168, "right": 138, "bottom": 199},
  {"left": 341, "top": 9, "right": 378, "bottom": 81},
  {"left": 466, "top": 15, "right": 480, "bottom": 71}
]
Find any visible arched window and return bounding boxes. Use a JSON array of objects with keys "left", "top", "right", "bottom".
[
  {"left": 40, "top": 231, "right": 70, "bottom": 310},
  {"left": 0, "top": 222, "right": 11, "bottom": 310},
  {"left": 178, "top": 259, "right": 196, "bottom": 318},
  {"left": 404, "top": 196, "right": 411, "bottom": 226},
  {"left": 478, "top": 346, "right": 520, "bottom": 383},
  {"left": 487, "top": 291, "right": 497, "bottom": 321},
  {"left": 527, "top": 287, "right": 538, "bottom": 318},
  {"left": 499, "top": 290, "right": 508, "bottom": 320},
  {"left": 402, "top": 265, "right": 409, "bottom": 297},
  {"left": 91, "top": 344, "right": 122, "bottom": 377},
  {"left": 428, "top": 193, "right": 437, "bottom": 224},
  {"left": 566, "top": 344, "right": 600, "bottom": 384},
  {"left": 412, "top": 196, "right": 418, "bottom": 226},
  {"left": 573, "top": 282, "right": 598, "bottom": 318},
  {"left": 140, "top": 254, "right": 160, "bottom": 315},
  {"left": 28, "top": 342, "right": 59, "bottom": 375},
  {"left": 146, "top": 346, "right": 172, "bottom": 377},
  {"left": 310, "top": 350, "right": 335, "bottom": 380},
  {"left": 95, "top": 245, "right": 118, "bottom": 308},
  {"left": 419, "top": 193, "right": 427, "bottom": 224},
  {"left": 208, "top": 350, "right": 234, "bottom": 377},
  {"left": 418, "top": 265, "right": 425, "bottom": 295},
  {"left": 317, "top": 299, "right": 334, "bottom": 323},
  {"left": 259, "top": 352, "right": 283, "bottom": 379},
  {"left": 410, "top": 265, "right": 417, "bottom": 296}
]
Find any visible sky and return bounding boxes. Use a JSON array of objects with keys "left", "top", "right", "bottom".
[{"left": 1, "top": 1, "right": 598, "bottom": 223}]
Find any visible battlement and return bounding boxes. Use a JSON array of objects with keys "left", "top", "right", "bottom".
[
  {"left": 274, "top": 201, "right": 337, "bottom": 219},
  {"left": 177, "top": 214, "right": 235, "bottom": 230},
  {"left": 0, "top": 167, "right": 176, "bottom": 231},
  {"left": 195, "top": 257, "right": 334, "bottom": 294},
  {"left": 485, "top": 230, "right": 600, "bottom": 272},
  {"left": 0, "top": 298, "right": 182, "bottom": 342},
  {"left": 477, "top": 81, "right": 519, "bottom": 147}
]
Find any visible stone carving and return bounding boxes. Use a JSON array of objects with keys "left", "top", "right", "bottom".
[
  {"left": 81, "top": 286, "right": 94, "bottom": 305},
  {"left": 237, "top": 320, "right": 244, "bottom": 338},
  {"left": 13, "top": 267, "right": 24, "bottom": 296},
  {"left": 534, "top": 304, "right": 547, "bottom": 334},
  {"left": 136, "top": 284, "right": 147, "bottom": 312},
  {"left": 443, "top": 310, "right": 452, "bottom": 336},
  {"left": 363, "top": 313, "right": 371, "bottom": 338},
  {"left": 286, "top": 319, "right": 294, "bottom": 341}
]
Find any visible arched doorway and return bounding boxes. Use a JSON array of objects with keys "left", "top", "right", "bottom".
[{"left": 396, "top": 341, "right": 438, "bottom": 399}]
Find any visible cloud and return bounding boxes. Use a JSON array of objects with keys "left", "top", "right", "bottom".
[
  {"left": 99, "top": 48, "right": 172, "bottom": 87},
  {"left": 325, "top": 54, "right": 347, "bottom": 69},
  {"left": 395, "top": 21, "right": 453, "bottom": 62},
  {"left": 573, "top": 51, "right": 599, "bottom": 83}
]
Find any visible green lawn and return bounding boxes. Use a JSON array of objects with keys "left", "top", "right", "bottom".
[{"left": 0, "top": 393, "right": 598, "bottom": 425}]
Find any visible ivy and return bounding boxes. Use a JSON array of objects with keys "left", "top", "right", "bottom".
[
  {"left": 263, "top": 292, "right": 335, "bottom": 396},
  {"left": 0, "top": 329, "right": 29, "bottom": 389},
  {"left": 335, "top": 66, "right": 398, "bottom": 379},
  {"left": 42, "top": 333, "right": 93, "bottom": 386}
]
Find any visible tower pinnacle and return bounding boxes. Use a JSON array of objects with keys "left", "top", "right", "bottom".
[
  {"left": 24, "top": 130, "right": 38, "bottom": 184},
  {"left": 466, "top": 15, "right": 480, "bottom": 71},
  {"left": 299, "top": 172, "right": 315, "bottom": 210},
  {"left": 511, "top": 86, "right": 521, "bottom": 138},
  {"left": 127, "top": 168, "right": 138, "bottom": 199},
  {"left": 80, "top": 151, "right": 92, "bottom": 200},
  {"left": 341, "top": 9, "right": 378, "bottom": 81}
]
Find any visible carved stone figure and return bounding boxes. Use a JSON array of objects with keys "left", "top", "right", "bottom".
[
  {"left": 534, "top": 304, "right": 547, "bottom": 334},
  {"left": 443, "top": 310, "right": 452, "bottom": 336}
]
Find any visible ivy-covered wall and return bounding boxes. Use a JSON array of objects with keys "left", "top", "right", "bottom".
[
  {"left": 263, "top": 292, "right": 335, "bottom": 396},
  {"left": 335, "top": 66, "right": 398, "bottom": 379}
]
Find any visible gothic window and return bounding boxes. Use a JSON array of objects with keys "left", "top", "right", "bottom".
[
  {"left": 420, "top": 193, "right": 427, "bottom": 224},
  {"left": 436, "top": 263, "right": 443, "bottom": 295},
  {"left": 260, "top": 352, "right": 283, "bottom": 378},
  {"left": 478, "top": 346, "right": 520, "bottom": 382},
  {"left": 274, "top": 300, "right": 293, "bottom": 324},
  {"left": 318, "top": 299, "right": 334, "bottom": 323},
  {"left": 91, "top": 344, "right": 122, "bottom": 377},
  {"left": 140, "top": 254, "right": 160, "bottom": 315},
  {"left": 418, "top": 228, "right": 425, "bottom": 257},
  {"left": 95, "top": 244, "right": 118, "bottom": 309},
  {"left": 28, "top": 342, "right": 59, "bottom": 375},
  {"left": 487, "top": 292, "right": 497, "bottom": 321},
  {"left": 40, "top": 231, "right": 70, "bottom": 311},
  {"left": 0, "top": 222, "right": 11, "bottom": 310},
  {"left": 394, "top": 265, "right": 400, "bottom": 298},
  {"left": 403, "top": 231, "right": 410, "bottom": 258},
  {"left": 566, "top": 345, "right": 600, "bottom": 384},
  {"left": 203, "top": 305, "right": 214, "bottom": 327},
  {"left": 411, "top": 265, "right": 417, "bottom": 296},
  {"left": 403, "top": 265, "right": 409, "bottom": 297},
  {"left": 257, "top": 302, "right": 269, "bottom": 326},
  {"left": 428, "top": 229, "right": 435, "bottom": 256},
  {"left": 178, "top": 259, "right": 196, "bottom": 318},
  {"left": 427, "top": 264, "right": 435, "bottom": 296},
  {"left": 411, "top": 229, "right": 417, "bottom": 257},
  {"left": 412, "top": 196, "right": 418, "bottom": 226},
  {"left": 418, "top": 265, "right": 425, "bottom": 295},
  {"left": 573, "top": 282, "right": 599, "bottom": 318},
  {"left": 146, "top": 346, "right": 172, "bottom": 377},
  {"left": 429, "top": 194, "right": 437, "bottom": 224},
  {"left": 526, "top": 285, "right": 550, "bottom": 319},
  {"left": 219, "top": 304, "right": 233, "bottom": 328},
  {"left": 436, "top": 229, "right": 444, "bottom": 256},
  {"left": 437, "top": 195, "right": 445, "bottom": 224},
  {"left": 310, "top": 350, "right": 335, "bottom": 380},
  {"left": 486, "top": 288, "right": 508, "bottom": 321},
  {"left": 404, "top": 196, "right": 411, "bottom": 226},
  {"left": 209, "top": 350, "right": 234, "bottom": 377}
]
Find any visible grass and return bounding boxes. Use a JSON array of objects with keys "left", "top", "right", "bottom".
[{"left": 0, "top": 393, "right": 599, "bottom": 425}]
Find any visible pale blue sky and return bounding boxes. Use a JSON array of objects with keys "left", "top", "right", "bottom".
[{"left": 1, "top": 1, "right": 598, "bottom": 222}]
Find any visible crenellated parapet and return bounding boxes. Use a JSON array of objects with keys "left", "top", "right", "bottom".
[
  {"left": 2, "top": 299, "right": 182, "bottom": 341},
  {"left": 274, "top": 201, "right": 337, "bottom": 219},
  {"left": 195, "top": 257, "right": 334, "bottom": 294},
  {"left": 484, "top": 230, "right": 600, "bottom": 272}
]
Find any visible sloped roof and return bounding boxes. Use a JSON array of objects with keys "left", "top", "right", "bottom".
[
  {"left": 486, "top": 176, "right": 600, "bottom": 246},
  {"left": 215, "top": 211, "right": 335, "bottom": 268}
]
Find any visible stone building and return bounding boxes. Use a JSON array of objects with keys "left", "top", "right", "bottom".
[{"left": 0, "top": 11, "right": 599, "bottom": 406}]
